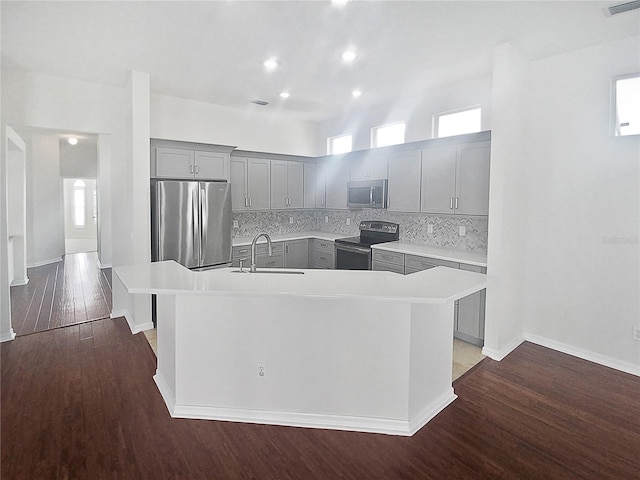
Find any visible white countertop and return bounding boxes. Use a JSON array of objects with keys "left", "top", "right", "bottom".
[
  {"left": 233, "top": 231, "right": 344, "bottom": 246},
  {"left": 115, "top": 261, "right": 486, "bottom": 305},
  {"left": 371, "top": 242, "right": 487, "bottom": 267}
]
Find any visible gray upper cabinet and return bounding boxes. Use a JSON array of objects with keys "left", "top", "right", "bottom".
[
  {"left": 270, "top": 161, "right": 304, "bottom": 209},
  {"left": 153, "top": 145, "right": 230, "bottom": 180},
  {"left": 421, "top": 145, "right": 457, "bottom": 214},
  {"left": 421, "top": 141, "right": 490, "bottom": 216},
  {"left": 230, "top": 157, "right": 270, "bottom": 211},
  {"left": 350, "top": 151, "right": 388, "bottom": 181},
  {"left": 455, "top": 142, "right": 491, "bottom": 216},
  {"left": 387, "top": 150, "right": 422, "bottom": 213},
  {"left": 303, "top": 163, "right": 317, "bottom": 208},
  {"left": 321, "top": 158, "right": 349, "bottom": 210},
  {"left": 194, "top": 151, "right": 229, "bottom": 180}
]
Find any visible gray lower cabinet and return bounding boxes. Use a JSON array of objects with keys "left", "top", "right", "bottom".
[
  {"left": 309, "top": 239, "right": 334, "bottom": 269},
  {"left": 375, "top": 249, "right": 486, "bottom": 345},
  {"left": 232, "top": 242, "right": 284, "bottom": 268},
  {"left": 284, "top": 239, "right": 309, "bottom": 269},
  {"left": 371, "top": 249, "right": 405, "bottom": 274}
]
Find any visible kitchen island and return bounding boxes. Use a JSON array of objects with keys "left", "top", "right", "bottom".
[{"left": 114, "top": 261, "right": 486, "bottom": 436}]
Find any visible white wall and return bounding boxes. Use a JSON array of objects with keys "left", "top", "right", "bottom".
[
  {"left": 151, "top": 94, "right": 321, "bottom": 156},
  {"left": 27, "top": 133, "right": 64, "bottom": 266},
  {"left": 520, "top": 36, "right": 640, "bottom": 373},
  {"left": 317, "top": 75, "right": 492, "bottom": 153},
  {"left": 59, "top": 140, "right": 97, "bottom": 178}
]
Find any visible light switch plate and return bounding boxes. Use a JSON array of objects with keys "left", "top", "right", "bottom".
[
  {"left": 458, "top": 226, "right": 466, "bottom": 237},
  {"left": 233, "top": 220, "right": 239, "bottom": 228},
  {"left": 346, "top": 218, "right": 351, "bottom": 226},
  {"left": 325, "top": 216, "right": 329, "bottom": 223},
  {"left": 427, "top": 224, "right": 434, "bottom": 234},
  {"left": 289, "top": 217, "right": 294, "bottom": 224}
]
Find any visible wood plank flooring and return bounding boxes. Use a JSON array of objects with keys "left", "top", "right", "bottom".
[
  {"left": 9, "top": 252, "right": 112, "bottom": 336},
  {"left": 2, "top": 318, "right": 639, "bottom": 480}
]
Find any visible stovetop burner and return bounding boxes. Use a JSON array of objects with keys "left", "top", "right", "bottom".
[{"left": 334, "top": 221, "right": 400, "bottom": 248}]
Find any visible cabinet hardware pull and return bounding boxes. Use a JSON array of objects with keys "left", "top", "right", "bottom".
[
  {"left": 245, "top": 198, "right": 248, "bottom": 207},
  {"left": 455, "top": 197, "right": 458, "bottom": 209},
  {"left": 196, "top": 165, "right": 199, "bottom": 174},
  {"left": 249, "top": 198, "right": 252, "bottom": 207},
  {"left": 450, "top": 197, "right": 454, "bottom": 210},
  {"left": 190, "top": 165, "right": 194, "bottom": 174}
]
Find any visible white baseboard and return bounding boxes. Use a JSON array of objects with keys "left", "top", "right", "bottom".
[
  {"left": 112, "top": 309, "right": 153, "bottom": 335},
  {"left": 153, "top": 373, "right": 455, "bottom": 437},
  {"left": 97, "top": 259, "right": 112, "bottom": 269},
  {"left": 482, "top": 335, "right": 525, "bottom": 361},
  {"left": 0, "top": 329, "right": 16, "bottom": 342},
  {"left": 525, "top": 333, "right": 640, "bottom": 377},
  {"left": 10, "top": 277, "right": 29, "bottom": 287},
  {"left": 27, "top": 257, "right": 62, "bottom": 268}
]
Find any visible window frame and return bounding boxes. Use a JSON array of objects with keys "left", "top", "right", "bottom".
[
  {"left": 371, "top": 122, "right": 406, "bottom": 148},
  {"left": 611, "top": 73, "right": 640, "bottom": 137},
  {"left": 327, "top": 134, "right": 353, "bottom": 155},
  {"left": 433, "top": 105, "right": 482, "bottom": 139}
]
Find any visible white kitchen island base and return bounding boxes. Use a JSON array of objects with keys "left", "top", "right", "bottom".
[{"left": 114, "top": 262, "right": 486, "bottom": 436}]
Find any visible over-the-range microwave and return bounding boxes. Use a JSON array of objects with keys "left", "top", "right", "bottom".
[{"left": 347, "top": 179, "right": 388, "bottom": 209}]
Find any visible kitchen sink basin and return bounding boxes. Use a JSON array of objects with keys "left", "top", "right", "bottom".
[{"left": 231, "top": 270, "right": 305, "bottom": 275}]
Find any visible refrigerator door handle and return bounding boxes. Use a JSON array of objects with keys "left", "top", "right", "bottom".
[
  {"left": 192, "top": 189, "right": 199, "bottom": 260},
  {"left": 201, "top": 186, "right": 208, "bottom": 261}
]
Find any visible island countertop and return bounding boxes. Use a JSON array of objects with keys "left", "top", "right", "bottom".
[{"left": 114, "top": 261, "right": 486, "bottom": 305}]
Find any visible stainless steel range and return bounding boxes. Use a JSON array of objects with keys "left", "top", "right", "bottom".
[{"left": 335, "top": 221, "right": 400, "bottom": 270}]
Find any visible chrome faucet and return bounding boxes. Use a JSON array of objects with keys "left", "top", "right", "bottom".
[{"left": 250, "top": 233, "right": 273, "bottom": 273}]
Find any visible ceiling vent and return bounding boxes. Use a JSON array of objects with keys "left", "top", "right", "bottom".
[
  {"left": 606, "top": 0, "right": 640, "bottom": 16},
  {"left": 251, "top": 100, "right": 269, "bottom": 106}
]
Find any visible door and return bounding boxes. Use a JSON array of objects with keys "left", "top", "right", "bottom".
[
  {"left": 152, "top": 180, "right": 200, "bottom": 268},
  {"left": 195, "top": 151, "right": 228, "bottom": 180},
  {"left": 287, "top": 162, "right": 304, "bottom": 208},
  {"left": 388, "top": 150, "right": 421, "bottom": 212},
  {"left": 455, "top": 142, "right": 491, "bottom": 216},
  {"left": 230, "top": 158, "right": 248, "bottom": 210},
  {"left": 63, "top": 178, "right": 98, "bottom": 254},
  {"left": 303, "top": 163, "right": 316, "bottom": 208},
  {"left": 246, "top": 158, "right": 270, "bottom": 210},
  {"left": 155, "top": 147, "right": 195, "bottom": 179},
  {"left": 270, "top": 160, "right": 288, "bottom": 209},
  {"left": 199, "top": 182, "right": 232, "bottom": 268}
]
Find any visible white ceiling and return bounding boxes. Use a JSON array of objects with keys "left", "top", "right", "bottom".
[{"left": 2, "top": 1, "right": 639, "bottom": 123}]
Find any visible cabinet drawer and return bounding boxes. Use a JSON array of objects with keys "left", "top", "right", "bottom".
[
  {"left": 256, "top": 253, "right": 284, "bottom": 268},
  {"left": 372, "top": 250, "right": 404, "bottom": 267},
  {"left": 232, "top": 242, "right": 284, "bottom": 259},
  {"left": 313, "top": 239, "right": 334, "bottom": 253},
  {"left": 405, "top": 254, "right": 459, "bottom": 271},
  {"left": 372, "top": 261, "right": 404, "bottom": 274},
  {"left": 310, "top": 250, "right": 334, "bottom": 269}
]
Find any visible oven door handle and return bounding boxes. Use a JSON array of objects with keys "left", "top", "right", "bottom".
[{"left": 336, "top": 244, "right": 371, "bottom": 255}]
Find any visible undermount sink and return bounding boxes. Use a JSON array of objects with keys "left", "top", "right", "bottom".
[{"left": 232, "top": 269, "right": 305, "bottom": 275}]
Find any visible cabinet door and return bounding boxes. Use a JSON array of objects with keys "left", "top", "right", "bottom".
[
  {"left": 285, "top": 239, "right": 309, "bottom": 268},
  {"left": 455, "top": 142, "right": 490, "bottom": 216},
  {"left": 155, "top": 147, "right": 195, "bottom": 179},
  {"left": 388, "top": 150, "right": 421, "bottom": 212},
  {"left": 195, "top": 151, "right": 228, "bottom": 180},
  {"left": 303, "top": 163, "right": 317, "bottom": 208},
  {"left": 455, "top": 264, "right": 486, "bottom": 346},
  {"left": 351, "top": 152, "right": 387, "bottom": 180},
  {"left": 247, "top": 158, "right": 270, "bottom": 210},
  {"left": 324, "top": 160, "right": 350, "bottom": 210},
  {"left": 421, "top": 146, "right": 456, "bottom": 214},
  {"left": 270, "top": 160, "right": 288, "bottom": 209},
  {"left": 230, "top": 158, "right": 248, "bottom": 210},
  {"left": 315, "top": 165, "right": 326, "bottom": 208},
  {"left": 287, "top": 162, "right": 304, "bottom": 208}
]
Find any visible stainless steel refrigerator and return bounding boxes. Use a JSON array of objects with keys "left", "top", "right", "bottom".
[{"left": 151, "top": 180, "right": 232, "bottom": 269}]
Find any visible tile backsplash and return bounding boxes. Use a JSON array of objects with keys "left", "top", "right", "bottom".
[{"left": 233, "top": 209, "right": 488, "bottom": 254}]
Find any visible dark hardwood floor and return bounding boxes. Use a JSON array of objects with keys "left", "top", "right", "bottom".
[
  {"left": 1, "top": 317, "right": 638, "bottom": 479},
  {"left": 9, "top": 252, "right": 112, "bottom": 336}
]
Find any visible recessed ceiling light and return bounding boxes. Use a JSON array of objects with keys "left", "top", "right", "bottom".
[
  {"left": 263, "top": 58, "right": 278, "bottom": 71},
  {"left": 352, "top": 90, "right": 362, "bottom": 98},
  {"left": 68, "top": 137, "right": 78, "bottom": 145},
  {"left": 342, "top": 50, "right": 357, "bottom": 63},
  {"left": 279, "top": 92, "right": 290, "bottom": 99}
]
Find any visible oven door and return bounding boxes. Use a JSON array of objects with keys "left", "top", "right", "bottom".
[{"left": 335, "top": 243, "right": 371, "bottom": 270}]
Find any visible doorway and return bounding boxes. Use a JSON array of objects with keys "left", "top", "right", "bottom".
[{"left": 63, "top": 178, "right": 98, "bottom": 254}]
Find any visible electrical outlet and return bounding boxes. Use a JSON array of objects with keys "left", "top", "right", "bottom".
[
  {"left": 427, "top": 224, "right": 434, "bottom": 234},
  {"left": 257, "top": 362, "right": 267, "bottom": 379},
  {"left": 233, "top": 220, "right": 239, "bottom": 228},
  {"left": 346, "top": 218, "right": 351, "bottom": 226},
  {"left": 324, "top": 216, "right": 329, "bottom": 223},
  {"left": 458, "top": 226, "right": 466, "bottom": 237},
  {"left": 289, "top": 216, "right": 294, "bottom": 224},
  {"left": 632, "top": 326, "right": 640, "bottom": 342}
]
